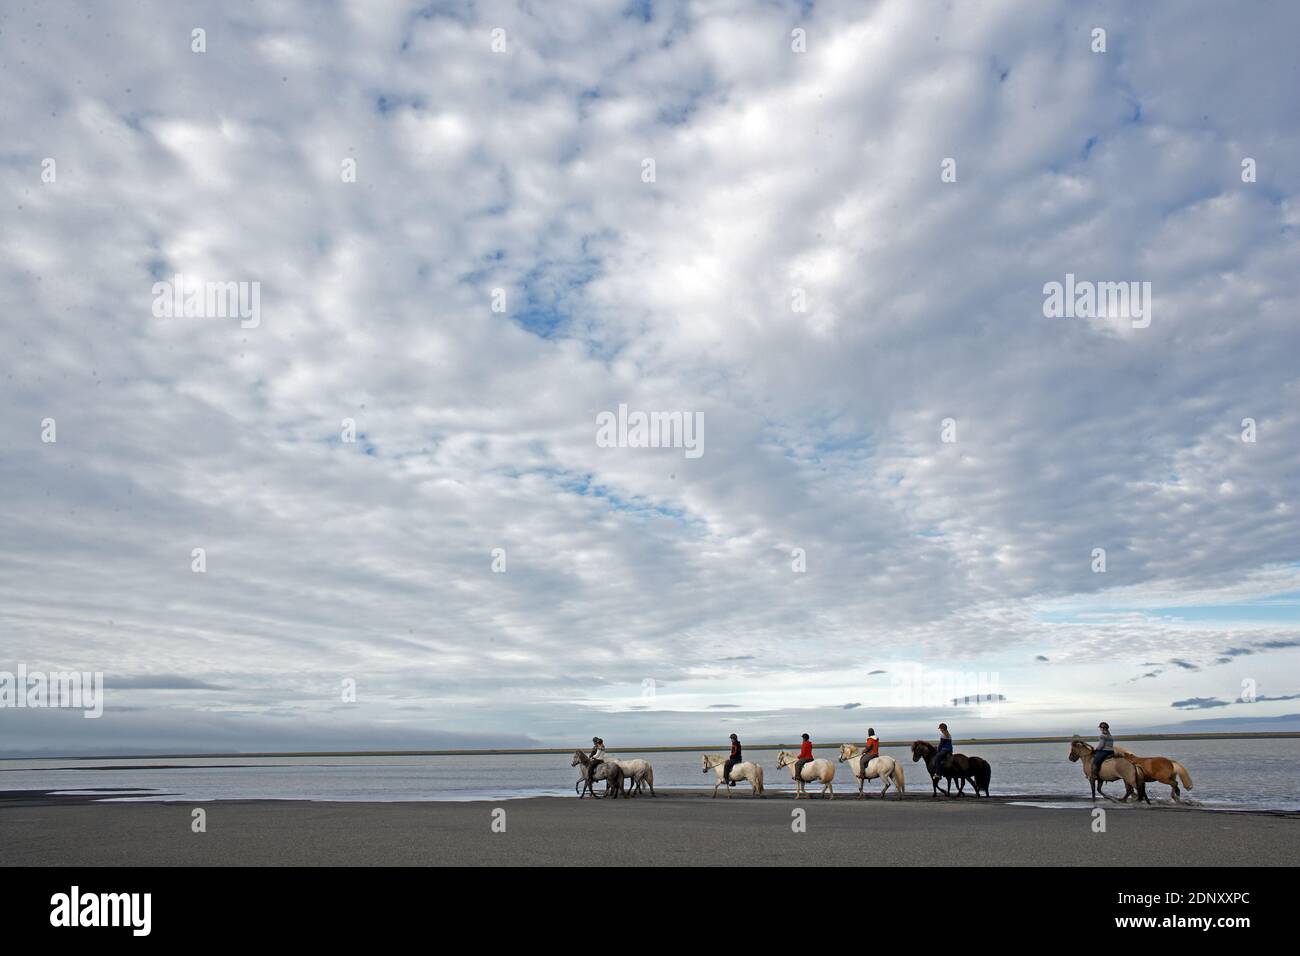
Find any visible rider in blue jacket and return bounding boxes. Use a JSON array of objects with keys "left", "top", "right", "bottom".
[{"left": 933, "top": 723, "right": 954, "bottom": 778}]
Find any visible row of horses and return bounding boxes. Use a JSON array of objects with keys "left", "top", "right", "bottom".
[{"left": 574, "top": 738, "right": 1194, "bottom": 803}]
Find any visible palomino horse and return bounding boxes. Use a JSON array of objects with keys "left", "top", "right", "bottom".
[
  {"left": 701, "top": 753, "right": 765, "bottom": 798},
  {"left": 570, "top": 749, "right": 625, "bottom": 799},
  {"left": 1115, "top": 745, "right": 1193, "bottom": 802},
  {"left": 1068, "top": 739, "right": 1148, "bottom": 803},
  {"left": 838, "top": 744, "right": 905, "bottom": 799},
  {"left": 776, "top": 750, "right": 836, "bottom": 799},
  {"left": 910, "top": 741, "right": 991, "bottom": 797}
]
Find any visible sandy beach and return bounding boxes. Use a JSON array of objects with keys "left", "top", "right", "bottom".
[{"left": 3, "top": 789, "right": 1295, "bottom": 867}]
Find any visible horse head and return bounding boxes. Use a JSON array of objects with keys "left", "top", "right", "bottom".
[
  {"left": 837, "top": 744, "right": 856, "bottom": 762},
  {"left": 776, "top": 751, "right": 792, "bottom": 768},
  {"left": 571, "top": 750, "right": 585, "bottom": 767},
  {"left": 910, "top": 740, "right": 931, "bottom": 762},
  {"left": 701, "top": 754, "right": 719, "bottom": 773},
  {"left": 1068, "top": 738, "right": 1089, "bottom": 762}
]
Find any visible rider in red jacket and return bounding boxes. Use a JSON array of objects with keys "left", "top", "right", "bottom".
[
  {"left": 794, "top": 733, "right": 814, "bottom": 781},
  {"left": 860, "top": 728, "right": 880, "bottom": 778}
]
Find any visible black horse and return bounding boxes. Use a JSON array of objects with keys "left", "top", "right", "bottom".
[{"left": 911, "top": 740, "right": 991, "bottom": 797}]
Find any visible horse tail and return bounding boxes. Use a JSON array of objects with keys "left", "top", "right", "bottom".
[
  {"left": 892, "top": 761, "right": 905, "bottom": 794},
  {"left": 976, "top": 760, "right": 990, "bottom": 795},
  {"left": 756, "top": 764, "right": 765, "bottom": 794},
  {"left": 1174, "top": 762, "right": 1193, "bottom": 791}
]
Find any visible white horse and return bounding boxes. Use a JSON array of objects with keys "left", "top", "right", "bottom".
[
  {"left": 776, "top": 750, "right": 836, "bottom": 799},
  {"left": 701, "top": 753, "right": 765, "bottom": 798},
  {"left": 838, "top": 744, "right": 905, "bottom": 799},
  {"left": 615, "top": 758, "right": 656, "bottom": 797}
]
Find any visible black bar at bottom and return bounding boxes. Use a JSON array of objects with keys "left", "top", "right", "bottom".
[{"left": 0, "top": 866, "right": 1273, "bottom": 939}]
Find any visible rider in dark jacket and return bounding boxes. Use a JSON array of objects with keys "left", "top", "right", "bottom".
[{"left": 723, "top": 734, "right": 742, "bottom": 786}]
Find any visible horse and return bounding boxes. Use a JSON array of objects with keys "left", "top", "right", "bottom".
[
  {"left": 1068, "top": 739, "right": 1148, "bottom": 803},
  {"left": 1114, "top": 745, "right": 1192, "bottom": 802},
  {"left": 598, "top": 759, "right": 655, "bottom": 796},
  {"left": 701, "top": 753, "right": 765, "bottom": 797},
  {"left": 776, "top": 750, "right": 836, "bottom": 799},
  {"left": 614, "top": 757, "right": 656, "bottom": 797},
  {"left": 837, "top": 744, "right": 905, "bottom": 799},
  {"left": 570, "top": 749, "right": 625, "bottom": 799},
  {"left": 910, "top": 740, "right": 990, "bottom": 797}
]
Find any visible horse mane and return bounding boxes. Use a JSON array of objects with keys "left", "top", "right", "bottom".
[{"left": 911, "top": 739, "right": 931, "bottom": 749}]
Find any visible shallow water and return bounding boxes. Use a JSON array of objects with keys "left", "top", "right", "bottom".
[{"left": 1, "top": 738, "right": 1296, "bottom": 810}]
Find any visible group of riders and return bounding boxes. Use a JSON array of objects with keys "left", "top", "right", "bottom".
[{"left": 583, "top": 720, "right": 1120, "bottom": 789}]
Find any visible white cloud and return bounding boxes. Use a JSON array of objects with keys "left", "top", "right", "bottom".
[{"left": 1, "top": 0, "right": 1297, "bottom": 752}]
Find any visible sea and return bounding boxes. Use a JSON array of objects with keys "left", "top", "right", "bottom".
[{"left": 2, "top": 738, "right": 1296, "bottom": 811}]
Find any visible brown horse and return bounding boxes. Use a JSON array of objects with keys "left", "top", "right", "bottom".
[
  {"left": 1068, "top": 739, "right": 1148, "bottom": 803},
  {"left": 911, "top": 740, "right": 991, "bottom": 797},
  {"left": 1115, "top": 746, "right": 1193, "bottom": 802}
]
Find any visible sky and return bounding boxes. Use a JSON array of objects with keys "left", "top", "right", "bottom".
[{"left": 1, "top": 0, "right": 1298, "bottom": 755}]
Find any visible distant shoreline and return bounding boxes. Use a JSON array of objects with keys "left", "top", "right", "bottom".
[{"left": 6, "top": 730, "right": 1297, "bottom": 761}]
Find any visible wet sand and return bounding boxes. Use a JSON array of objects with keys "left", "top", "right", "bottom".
[{"left": 2, "top": 789, "right": 1295, "bottom": 866}]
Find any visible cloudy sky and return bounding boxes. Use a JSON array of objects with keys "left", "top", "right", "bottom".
[{"left": 2, "top": 0, "right": 1298, "bottom": 755}]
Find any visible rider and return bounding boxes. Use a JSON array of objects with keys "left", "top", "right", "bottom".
[
  {"left": 859, "top": 727, "right": 880, "bottom": 778},
  {"left": 723, "top": 733, "right": 742, "bottom": 787},
  {"left": 793, "top": 733, "right": 814, "bottom": 783},
  {"left": 932, "top": 723, "right": 954, "bottom": 779},
  {"left": 585, "top": 736, "right": 606, "bottom": 791},
  {"left": 1092, "top": 722, "right": 1115, "bottom": 779}
]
